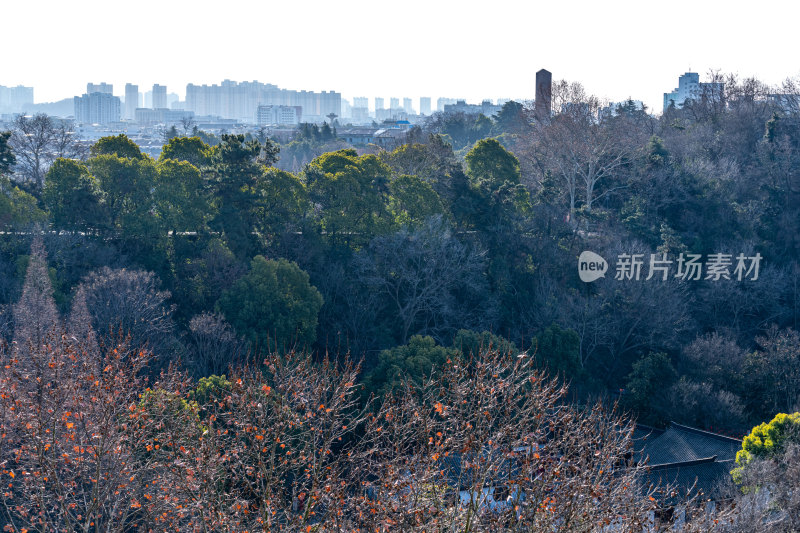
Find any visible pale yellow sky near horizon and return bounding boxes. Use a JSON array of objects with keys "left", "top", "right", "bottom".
[{"left": 3, "top": 0, "right": 799, "bottom": 112}]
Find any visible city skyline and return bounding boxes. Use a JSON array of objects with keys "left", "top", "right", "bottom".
[{"left": 3, "top": 0, "right": 798, "bottom": 113}]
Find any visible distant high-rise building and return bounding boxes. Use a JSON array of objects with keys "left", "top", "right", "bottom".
[
  {"left": 124, "top": 83, "right": 138, "bottom": 120},
  {"left": 0, "top": 85, "right": 34, "bottom": 113},
  {"left": 256, "top": 105, "right": 301, "bottom": 125},
  {"left": 443, "top": 99, "right": 502, "bottom": 117},
  {"left": 152, "top": 84, "right": 167, "bottom": 109},
  {"left": 167, "top": 92, "right": 180, "bottom": 108},
  {"left": 437, "top": 97, "right": 457, "bottom": 112},
  {"left": 403, "top": 97, "right": 413, "bottom": 114},
  {"left": 419, "top": 97, "right": 431, "bottom": 115},
  {"left": 340, "top": 98, "right": 352, "bottom": 118},
  {"left": 184, "top": 80, "right": 340, "bottom": 122},
  {"left": 351, "top": 107, "right": 370, "bottom": 123},
  {"left": 374, "top": 97, "right": 384, "bottom": 111},
  {"left": 135, "top": 108, "right": 195, "bottom": 126},
  {"left": 375, "top": 108, "right": 392, "bottom": 121},
  {"left": 663, "top": 72, "right": 724, "bottom": 112},
  {"left": 390, "top": 97, "right": 400, "bottom": 110},
  {"left": 144, "top": 91, "right": 152, "bottom": 109},
  {"left": 74, "top": 92, "right": 120, "bottom": 124},
  {"left": 535, "top": 69, "right": 552, "bottom": 122},
  {"left": 350, "top": 97, "right": 369, "bottom": 123},
  {"left": 87, "top": 82, "right": 113, "bottom": 95}
]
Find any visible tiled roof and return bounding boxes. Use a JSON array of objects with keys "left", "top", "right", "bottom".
[
  {"left": 644, "top": 458, "right": 736, "bottom": 504},
  {"left": 640, "top": 423, "right": 741, "bottom": 466},
  {"left": 631, "top": 424, "right": 665, "bottom": 454},
  {"left": 636, "top": 422, "right": 742, "bottom": 505}
]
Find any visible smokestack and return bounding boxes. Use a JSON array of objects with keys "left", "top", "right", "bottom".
[{"left": 535, "top": 69, "right": 552, "bottom": 122}]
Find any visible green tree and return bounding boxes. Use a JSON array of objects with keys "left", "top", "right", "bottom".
[
  {"left": 471, "top": 113, "right": 493, "bottom": 140},
  {"left": 217, "top": 256, "right": 323, "bottom": 351},
  {"left": 460, "top": 140, "right": 532, "bottom": 322},
  {"left": 89, "top": 153, "right": 158, "bottom": 240},
  {"left": 646, "top": 135, "right": 669, "bottom": 167},
  {"left": 362, "top": 335, "right": 458, "bottom": 399},
  {"left": 173, "top": 238, "right": 245, "bottom": 314},
  {"left": 622, "top": 352, "right": 678, "bottom": 424},
  {"left": 254, "top": 167, "right": 308, "bottom": 244},
  {"left": 726, "top": 412, "right": 800, "bottom": 529},
  {"left": 493, "top": 100, "right": 529, "bottom": 135},
  {"left": 425, "top": 112, "right": 493, "bottom": 149},
  {"left": 387, "top": 174, "right": 445, "bottom": 228},
  {"left": 464, "top": 138, "right": 521, "bottom": 191},
  {"left": 533, "top": 324, "right": 581, "bottom": 380},
  {"left": 0, "top": 177, "right": 47, "bottom": 228},
  {"left": 380, "top": 140, "right": 455, "bottom": 183},
  {"left": 163, "top": 125, "right": 179, "bottom": 142},
  {"left": 154, "top": 158, "right": 211, "bottom": 234},
  {"left": 319, "top": 122, "right": 335, "bottom": 141},
  {"left": 208, "top": 134, "right": 277, "bottom": 257},
  {"left": 452, "top": 329, "right": 517, "bottom": 357},
  {"left": 42, "top": 158, "right": 106, "bottom": 231},
  {"left": 305, "top": 149, "right": 392, "bottom": 243},
  {"left": 90, "top": 134, "right": 145, "bottom": 159},
  {"left": 189, "top": 374, "right": 232, "bottom": 412},
  {"left": 736, "top": 412, "right": 800, "bottom": 469},
  {"left": 160, "top": 136, "right": 213, "bottom": 167}
]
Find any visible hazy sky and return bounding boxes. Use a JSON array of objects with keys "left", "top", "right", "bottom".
[{"left": 4, "top": 0, "right": 798, "bottom": 112}]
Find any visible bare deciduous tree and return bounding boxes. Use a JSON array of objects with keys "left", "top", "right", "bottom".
[
  {"left": 0, "top": 333, "right": 184, "bottom": 532},
  {"left": 8, "top": 114, "right": 84, "bottom": 186},
  {"left": 12, "top": 235, "right": 60, "bottom": 353},
  {"left": 746, "top": 327, "right": 800, "bottom": 416},
  {"left": 353, "top": 348, "right": 659, "bottom": 532},
  {"left": 187, "top": 312, "right": 246, "bottom": 377},
  {"left": 68, "top": 285, "right": 99, "bottom": 354},
  {"left": 79, "top": 267, "right": 180, "bottom": 363},
  {"left": 694, "top": 442, "right": 800, "bottom": 532},
  {"left": 355, "top": 216, "right": 494, "bottom": 344},
  {"left": 180, "top": 116, "right": 196, "bottom": 136},
  {"left": 156, "top": 351, "right": 368, "bottom": 531}
]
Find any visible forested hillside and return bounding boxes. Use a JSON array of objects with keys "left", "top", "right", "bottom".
[
  {"left": 3, "top": 77, "right": 798, "bottom": 435},
  {"left": 1, "top": 75, "right": 799, "bottom": 531}
]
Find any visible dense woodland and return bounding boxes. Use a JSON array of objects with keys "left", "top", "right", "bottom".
[{"left": 0, "top": 74, "right": 799, "bottom": 530}]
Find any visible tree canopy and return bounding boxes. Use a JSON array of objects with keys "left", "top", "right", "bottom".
[{"left": 217, "top": 256, "right": 323, "bottom": 351}]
